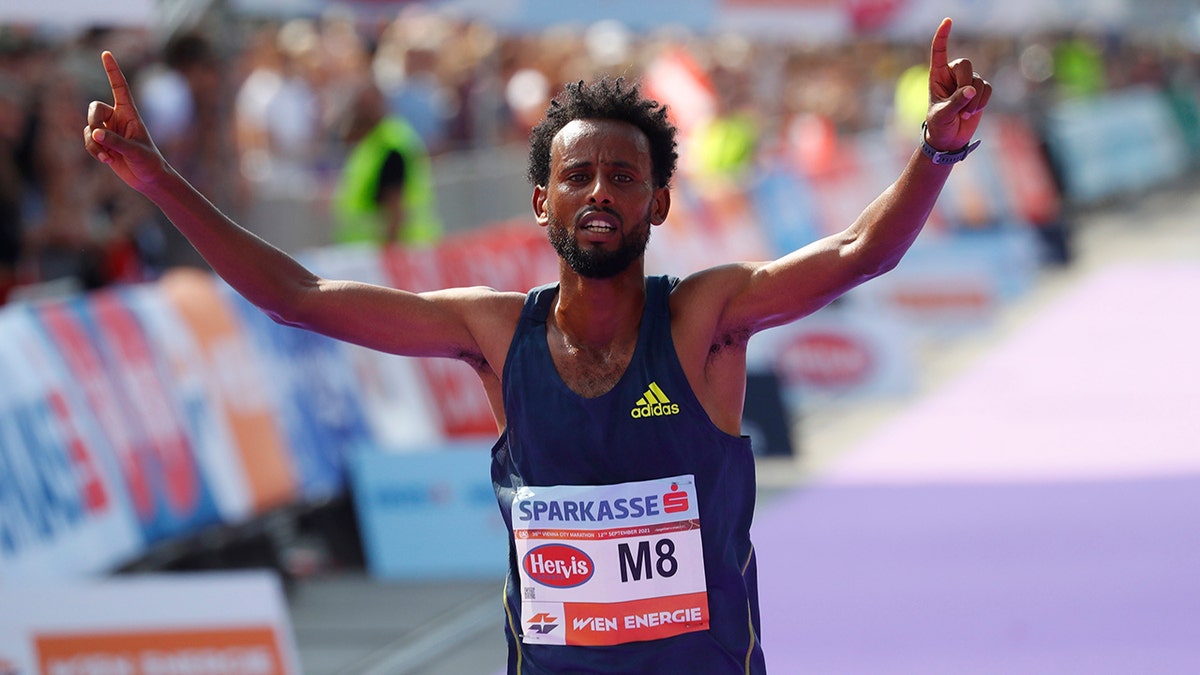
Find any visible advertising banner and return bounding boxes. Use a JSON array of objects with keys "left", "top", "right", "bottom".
[
  {"left": 217, "top": 284, "right": 374, "bottom": 500},
  {"left": 419, "top": 224, "right": 555, "bottom": 437},
  {"left": 433, "top": 222, "right": 556, "bottom": 291},
  {"left": 1045, "top": 87, "right": 1189, "bottom": 203},
  {"left": 379, "top": 242, "right": 447, "bottom": 293},
  {"left": 0, "top": 571, "right": 301, "bottom": 675},
  {"left": 413, "top": 354, "right": 500, "bottom": 439},
  {"left": 802, "top": 129, "right": 909, "bottom": 238},
  {"left": 749, "top": 303, "right": 917, "bottom": 410},
  {"left": 122, "top": 285, "right": 256, "bottom": 525},
  {"left": 989, "top": 116, "right": 1061, "bottom": 227},
  {"left": 31, "top": 294, "right": 222, "bottom": 546},
  {"left": 852, "top": 253, "right": 1000, "bottom": 339},
  {"left": 299, "top": 247, "right": 441, "bottom": 448},
  {"left": 158, "top": 269, "right": 299, "bottom": 515},
  {"left": 350, "top": 444, "right": 507, "bottom": 580},
  {"left": 750, "top": 164, "right": 822, "bottom": 258},
  {"left": 873, "top": 224, "right": 1040, "bottom": 321},
  {"left": 934, "top": 126, "right": 1019, "bottom": 234},
  {"left": 648, "top": 184, "right": 775, "bottom": 278},
  {"left": 83, "top": 290, "right": 224, "bottom": 539},
  {"left": 0, "top": 307, "right": 142, "bottom": 583}
]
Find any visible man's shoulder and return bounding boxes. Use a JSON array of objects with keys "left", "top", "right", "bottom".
[
  {"left": 666, "top": 264, "right": 751, "bottom": 307},
  {"left": 426, "top": 285, "right": 525, "bottom": 315},
  {"left": 666, "top": 264, "right": 758, "bottom": 350}
]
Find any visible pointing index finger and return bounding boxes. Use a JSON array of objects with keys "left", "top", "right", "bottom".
[
  {"left": 101, "top": 51, "right": 135, "bottom": 110},
  {"left": 930, "top": 17, "right": 953, "bottom": 72}
]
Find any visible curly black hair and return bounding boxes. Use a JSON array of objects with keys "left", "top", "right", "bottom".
[{"left": 526, "top": 77, "right": 678, "bottom": 189}]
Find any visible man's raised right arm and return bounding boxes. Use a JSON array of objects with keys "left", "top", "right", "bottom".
[{"left": 83, "top": 51, "right": 511, "bottom": 361}]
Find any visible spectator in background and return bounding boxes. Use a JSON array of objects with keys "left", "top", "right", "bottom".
[
  {"left": 231, "top": 19, "right": 348, "bottom": 255},
  {"left": 0, "top": 73, "right": 24, "bottom": 303},
  {"left": 371, "top": 11, "right": 455, "bottom": 154},
  {"left": 141, "top": 31, "right": 233, "bottom": 205},
  {"left": 233, "top": 21, "right": 322, "bottom": 198},
  {"left": 330, "top": 79, "right": 442, "bottom": 246},
  {"left": 689, "top": 60, "right": 761, "bottom": 188},
  {"left": 21, "top": 57, "right": 107, "bottom": 293},
  {"left": 894, "top": 61, "right": 930, "bottom": 131},
  {"left": 1053, "top": 32, "right": 1107, "bottom": 99},
  {"left": 139, "top": 30, "right": 235, "bottom": 269}
]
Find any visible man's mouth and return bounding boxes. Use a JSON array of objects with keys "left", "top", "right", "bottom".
[{"left": 578, "top": 210, "right": 619, "bottom": 233}]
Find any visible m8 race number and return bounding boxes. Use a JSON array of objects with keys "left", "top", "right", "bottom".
[{"left": 618, "top": 538, "right": 678, "bottom": 582}]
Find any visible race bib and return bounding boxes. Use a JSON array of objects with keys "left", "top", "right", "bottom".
[{"left": 512, "top": 475, "right": 709, "bottom": 646}]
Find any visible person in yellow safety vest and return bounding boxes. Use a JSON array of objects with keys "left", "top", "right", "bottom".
[
  {"left": 1053, "top": 36, "right": 1106, "bottom": 99},
  {"left": 692, "top": 111, "right": 758, "bottom": 186},
  {"left": 894, "top": 63, "right": 929, "bottom": 132},
  {"left": 332, "top": 82, "right": 442, "bottom": 246}
]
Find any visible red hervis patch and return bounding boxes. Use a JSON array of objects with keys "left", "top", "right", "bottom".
[
  {"left": 523, "top": 544, "right": 595, "bottom": 588},
  {"left": 779, "top": 331, "right": 872, "bottom": 388}
]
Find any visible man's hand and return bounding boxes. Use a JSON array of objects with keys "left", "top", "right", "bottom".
[
  {"left": 83, "top": 51, "right": 170, "bottom": 193},
  {"left": 925, "top": 18, "right": 992, "bottom": 151}
]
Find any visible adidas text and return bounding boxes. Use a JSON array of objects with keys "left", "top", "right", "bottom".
[{"left": 631, "top": 402, "right": 680, "bottom": 418}]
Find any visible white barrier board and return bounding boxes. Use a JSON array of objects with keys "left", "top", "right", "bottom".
[{"left": 0, "top": 571, "right": 300, "bottom": 675}]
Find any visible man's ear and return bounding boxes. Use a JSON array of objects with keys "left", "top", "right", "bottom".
[
  {"left": 533, "top": 185, "right": 549, "bottom": 226},
  {"left": 650, "top": 186, "right": 671, "bottom": 226}
]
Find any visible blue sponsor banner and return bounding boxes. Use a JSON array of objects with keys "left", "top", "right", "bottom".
[
  {"left": 47, "top": 291, "right": 225, "bottom": 545},
  {"left": 0, "top": 311, "right": 82, "bottom": 562},
  {"left": 0, "top": 306, "right": 144, "bottom": 580},
  {"left": 904, "top": 225, "right": 1041, "bottom": 302},
  {"left": 350, "top": 444, "right": 507, "bottom": 580},
  {"left": 217, "top": 284, "right": 373, "bottom": 501},
  {"left": 1045, "top": 87, "right": 1190, "bottom": 203},
  {"left": 751, "top": 165, "right": 822, "bottom": 257}
]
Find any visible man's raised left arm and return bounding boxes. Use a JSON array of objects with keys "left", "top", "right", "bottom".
[{"left": 704, "top": 16, "right": 992, "bottom": 336}]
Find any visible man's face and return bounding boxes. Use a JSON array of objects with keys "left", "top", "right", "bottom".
[{"left": 534, "top": 119, "right": 669, "bottom": 279}]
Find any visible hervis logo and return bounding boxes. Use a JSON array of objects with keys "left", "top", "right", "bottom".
[
  {"left": 631, "top": 382, "right": 680, "bottom": 419},
  {"left": 524, "top": 544, "right": 594, "bottom": 588}
]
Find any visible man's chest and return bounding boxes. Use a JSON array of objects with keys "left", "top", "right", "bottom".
[{"left": 546, "top": 330, "right": 638, "bottom": 399}]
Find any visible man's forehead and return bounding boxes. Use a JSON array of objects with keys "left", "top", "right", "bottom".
[{"left": 551, "top": 118, "right": 650, "bottom": 161}]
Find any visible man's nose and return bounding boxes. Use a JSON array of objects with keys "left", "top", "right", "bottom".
[{"left": 587, "top": 177, "right": 613, "bottom": 204}]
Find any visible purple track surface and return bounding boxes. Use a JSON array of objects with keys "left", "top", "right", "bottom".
[{"left": 754, "top": 263, "right": 1200, "bottom": 674}]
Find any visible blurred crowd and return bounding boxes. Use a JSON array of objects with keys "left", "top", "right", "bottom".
[{"left": 2, "top": 6, "right": 1197, "bottom": 305}]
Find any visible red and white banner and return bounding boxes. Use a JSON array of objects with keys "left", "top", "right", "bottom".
[
  {"left": 301, "top": 246, "right": 443, "bottom": 449},
  {"left": 0, "top": 571, "right": 301, "bottom": 675}
]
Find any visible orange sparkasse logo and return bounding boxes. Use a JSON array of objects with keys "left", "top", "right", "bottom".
[{"left": 36, "top": 626, "right": 290, "bottom": 675}]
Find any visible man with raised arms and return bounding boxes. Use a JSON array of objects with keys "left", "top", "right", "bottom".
[{"left": 85, "top": 18, "right": 989, "bottom": 674}]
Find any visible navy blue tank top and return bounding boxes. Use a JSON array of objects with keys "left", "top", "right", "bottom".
[{"left": 491, "top": 275, "right": 766, "bottom": 674}]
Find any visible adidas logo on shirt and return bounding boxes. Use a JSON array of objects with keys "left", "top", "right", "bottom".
[{"left": 631, "top": 382, "right": 680, "bottom": 419}]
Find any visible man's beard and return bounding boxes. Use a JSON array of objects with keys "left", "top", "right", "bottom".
[{"left": 547, "top": 207, "right": 651, "bottom": 279}]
